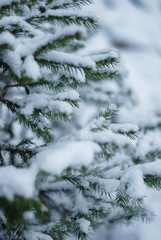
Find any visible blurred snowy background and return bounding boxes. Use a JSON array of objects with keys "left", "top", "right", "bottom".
[{"left": 83, "top": 0, "right": 161, "bottom": 239}]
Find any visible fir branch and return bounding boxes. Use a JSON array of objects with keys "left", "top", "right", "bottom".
[
  {"left": 0, "top": 151, "right": 4, "bottom": 166},
  {"left": 110, "top": 123, "right": 138, "bottom": 140},
  {"left": 85, "top": 69, "right": 119, "bottom": 82},
  {"left": 89, "top": 181, "right": 107, "bottom": 198},
  {"left": 99, "top": 106, "right": 119, "bottom": 120},
  {"left": 109, "top": 207, "right": 147, "bottom": 224},
  {"left": 44, "top": 110, "right": 71, "bottom": 122},
  {"left": 0, "top": 80, "right": 58, "bottom": 92},
  {"left": 34, "top": 31, "right": 84, "bottom": 57},
  {"left": 98, "top": 143, "right": 118, "bottom": 161},
  {"left": 4, "top": 24, "right": 32, "bottom": 38},
  {"left": 144, "top": 175, "right": 161, "bottom": 190},
  {"left": 50, "top": 0, "right": 93, "bottom": 10},
  {"left": 0, "top": 43, "right": 13, "bottom": 53},
  {"left": 37, "top": 58, "right": 87, "bottom": 75},
  {"left": 0, "top": 0, "right": 37, "bottom": 12},
  {"left": 64, "top": 99, "right": 80, "bottom": 108},
  {"left": 81, "top": 166, "right": 105, "bottom": 178},
  {"left": 88, "top": 207, "right": 110, "bottom": 220},
  {"left": 89, "top": 53, "right": 119, "bottom": 71},
  {"left": 47, "top": 208, "right": 109, "bottom": 240},
  {"left": 16, "top": 113, "right": 53, "bottom": 143},
  {"left": 27, "top": 15, "right": 98, "bottom": 29},
  {"left": 4, "top": 75, "right": 83, "bottom": 92},
  {"left": 115, "top": 191, "right": 143, "bottom": 208},
  {"left": 46, "top": 218, "right": 71, "bottom": 240},
  {"left": 53, "top": 112, "right": 71, "bottom": 122},
  {"left": 116, "top": 130, "right": 138, "bottom": 140},
  {"left": 0, "top": 97, "right": 20, "bottom": 113},
  {"left": 67, "top": 40, "right": 85, "bottom": 52},
  {"left": 0, "top": 60, "right": 20, "bottom": 83},
  {"left": 0, "top": 196, "right": 48, "bottom": 239},
  {"left": 146, "top": 150, "right": 161, "bottom": 161},
  {"left": 59, "top": 74, "right": 84, "bottom": 89},
  {"left": 0, "top": 140, "right": 37, "bottom": 166}
]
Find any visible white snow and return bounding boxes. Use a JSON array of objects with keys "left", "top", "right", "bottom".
[
  {"left": 1, "top": 1, "right": 161, "bottom": 239},
  {"left": 121, "top": 168, "right": 147, "bottom": 199},
  {"left": 135, "top": 130, "right": 161, "bottom": 161},
  {"left": 70, "top": 71, "right": 86, "bottom": 83},
  {"left": 45, "top": 9, "right": 97, "bottom": 19},
  {"left": 23, "top": 211, "right": 35, "bottom": 221},
  {"left": 14, "top": 26, "right": 86, "bottom": 57},
  {"left": 79, "top": 128, "right": 136, "bottom": 147},
  {"left": 78, "top": 218, "right": 90, "bottom": 234},
  {"left": 141, "top": 160, "right": 161, "bottom": 177},
  {"left": 23, "top": 56, "right": 41, "bottom": 81},
  {"left": 91, "top": 50, "right": 119, "bottom": 62},
  {"left": 3, "top": 51, "right": 22, "bottom": 78},
  {"left": 89, "top": 177, "right": 120, "bottom": 193},
  {"left": 38, "top": 51, "right": 96, "bottom": 70},
  {"left": 16, "top": 93, "right": 75, "bottom": 115},
  {"left": 0, "top": 165, "right": 37, "bottom": 200},
  {"left": 25, "top": 231, "right": 53, "bottom": 240},
  {"left": 82, "top": 1, "right": 161, "bottom": 239},
  {"left": 0, "top": 32, "right": 16, "bottom": 47},
  {"left": 55, "top": 89, "right": 80, "bottom": 101},
  {"left": 36, "top": 141, "right": 101, "bottom": 175},
  {"left": 0, "top": 16, "right": 42, "bottom": 36}
]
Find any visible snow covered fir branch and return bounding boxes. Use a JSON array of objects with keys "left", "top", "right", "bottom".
[{"left": 0, "top": 0, "right": 161, "bottom": 239}]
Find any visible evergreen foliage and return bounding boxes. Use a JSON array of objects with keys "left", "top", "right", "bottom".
[{"left": 0, "top": 0, "right": 161, "bottom": 239}]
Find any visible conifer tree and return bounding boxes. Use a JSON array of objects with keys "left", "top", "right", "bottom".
[{"left": 0, "top": 0, "right": 161, "bottom": 240}]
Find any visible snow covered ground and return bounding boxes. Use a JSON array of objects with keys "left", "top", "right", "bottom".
[{"left": 84, "top": 0, "right": 161, "bottom": 239}]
